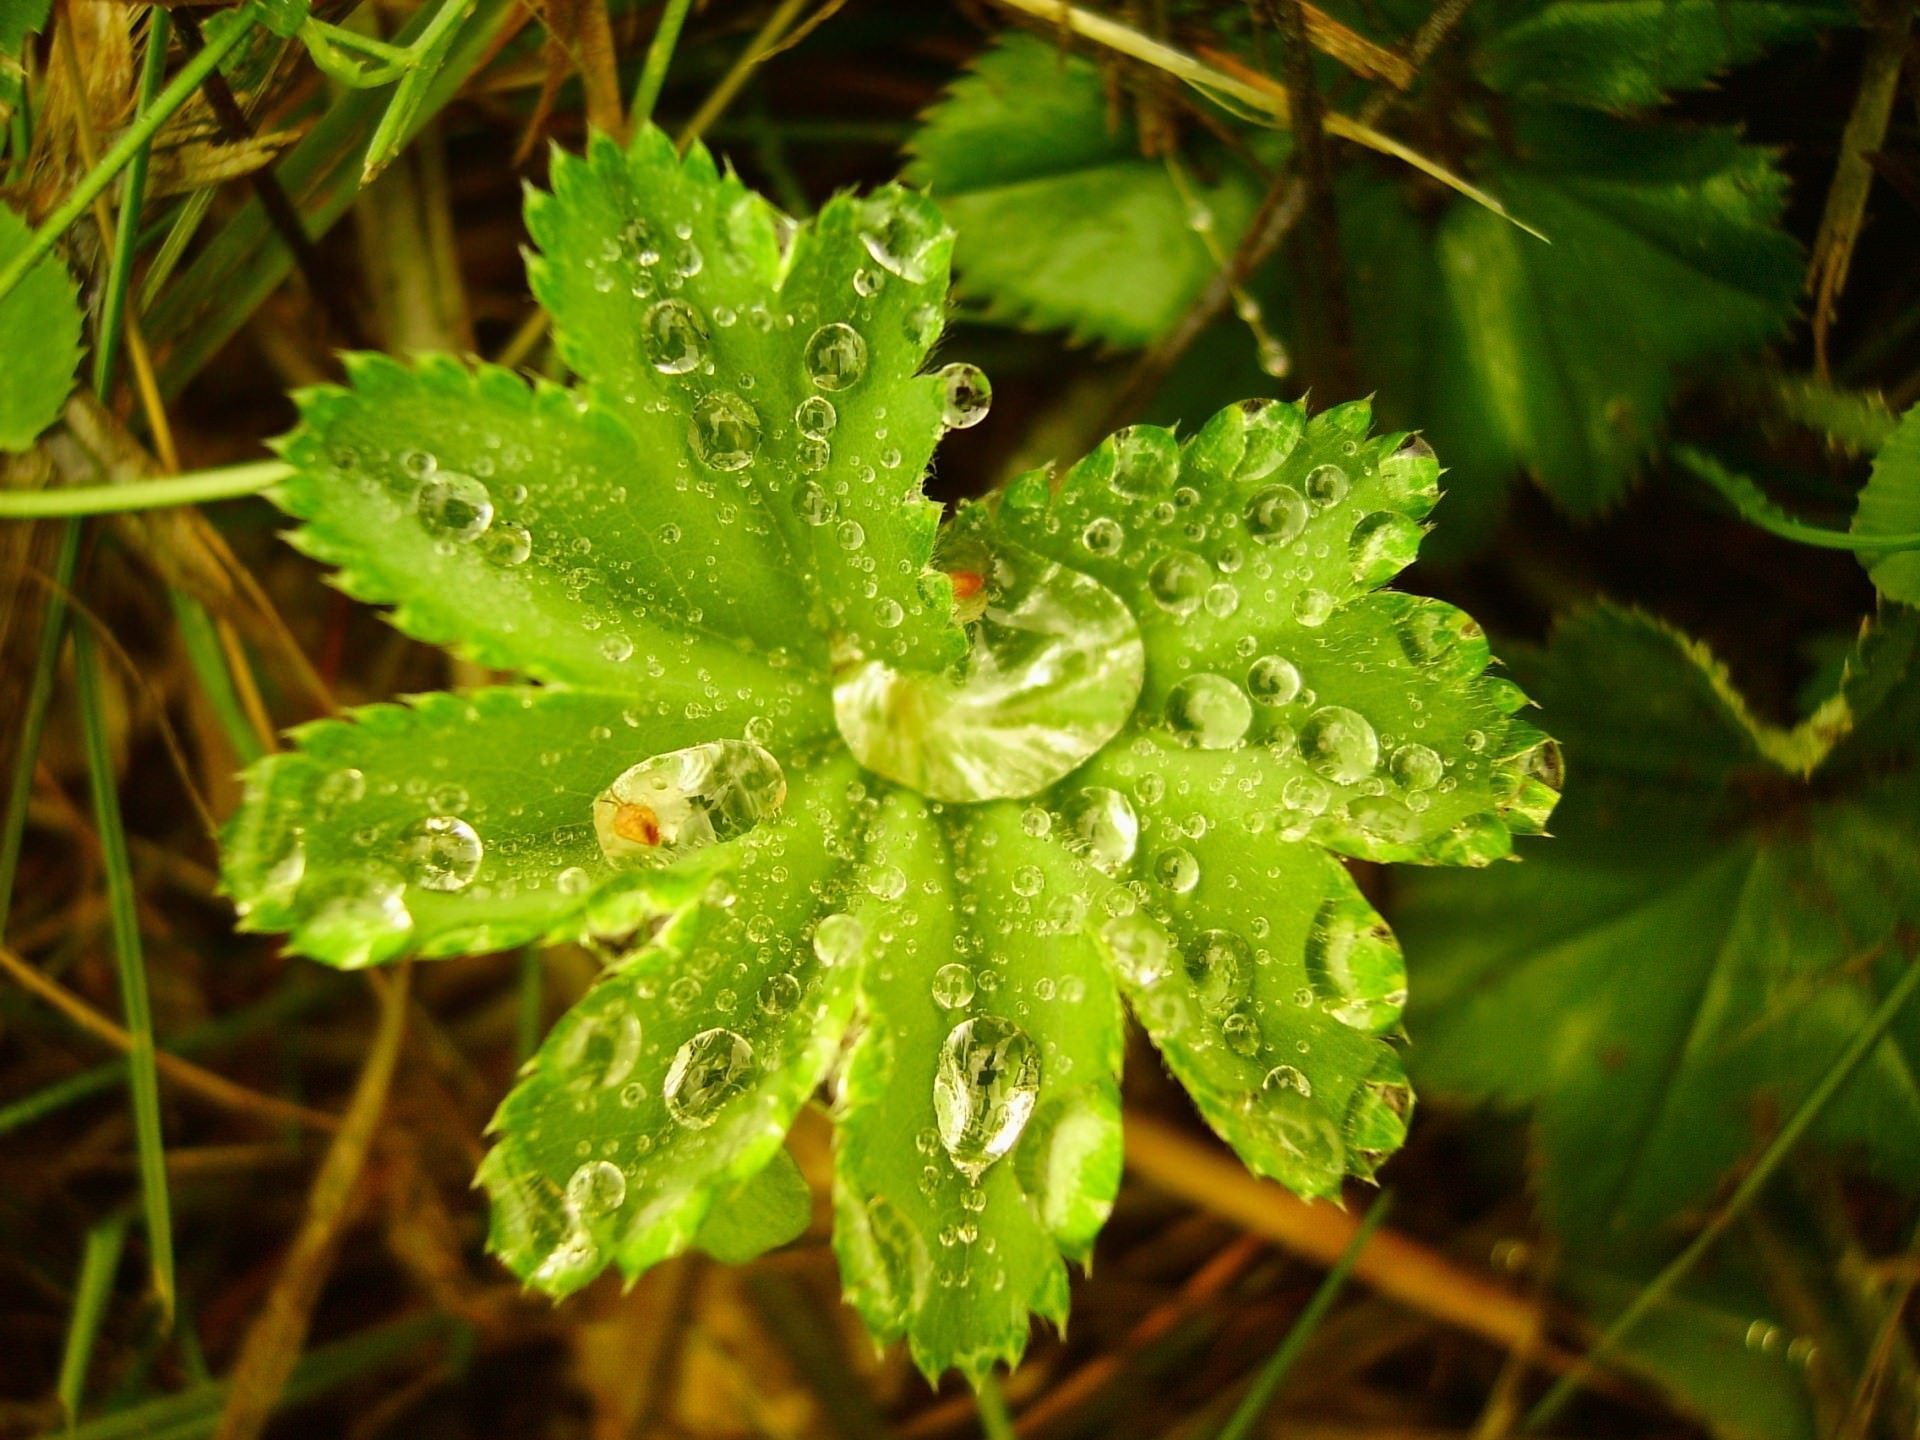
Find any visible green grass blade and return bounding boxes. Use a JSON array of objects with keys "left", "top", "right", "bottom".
[
  {"left": 168, "top": 590, "right": 267, "bottom": 764},
  {"left": 74, "top": 626, "right": 175, "bottom": 1326},
  {"left": 57, "top": 1214, "right": 130, "bottom": 1422},
  {"left": 93, "top": 8, "right": 171, "bottom": 398},
  {"left": 0, "top": 516, "right": 80, "bottom": 939},
  {"left": 0, "top": 460, "right": 290, "bottom": 516},
  {"left": 1215, "top": 1194, "right": 1392, "bottom": 1440},
  {"left": 629, "top": 0, "right": 692, "bottom": 126}
]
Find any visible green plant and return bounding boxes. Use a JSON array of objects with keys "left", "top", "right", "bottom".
[{"left": 219, "top": 124, "right": 1558, "bottom": 1382}]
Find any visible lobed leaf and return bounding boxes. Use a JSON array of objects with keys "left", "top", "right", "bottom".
[
  {"left": 1853, "top": 403, "right": 1920, "bottom": 606},
  {"left": 0, "top": 203, "right": 82, "bottom": 452},
  {"left": 527, "top": 130, "right": 966, "bottom": 672}
]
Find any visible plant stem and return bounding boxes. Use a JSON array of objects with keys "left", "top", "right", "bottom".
[
  {"left": 1676, "top": 446, "right": 1920, "bottom": 552},
  {"left": 0, "top": 518, "right": 80, "bottom": 940},
  {"left": 0, "top": 4, "right": 260, "bottom": 308},
  {"left": 631, "top": 0, "right": 695, "bottom": 126},
  {"left": 57, "top": 1214, "right": 130, "bottom": 1422},
  {"left": 1525, "top": 948, "right": 1920, "bottom": 1429},
  {"left": 94, "top": 8, "right": 172, "bottom": 399},
  {"left": 0, "top": 460, "right": 292, "bottom": 518}
]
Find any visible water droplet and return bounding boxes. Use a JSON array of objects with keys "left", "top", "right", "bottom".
[
  {"left": 932, "top": 963, "right": 976, "bottom": 1010},
  {"left": 1398, "top": 604, "right": 1489, "bottom": 678},
  {"left": 1236, "top": 399, "right": 1305, "bottom": 481},
  {"left": 406, "top": 815, "right": 482, "bottom": 892},
  {"left": 793, "top": 481, "right": 836, "bottom": 526},
  {"left": 804, "top": 322, "right": 868, "bottom": 391},
  {"left": 875, "top": 597, "right": 904, "bottom": 628},
  {"left": 1148, "top": 551, "right": 1210, "bottom": 615},
  {"left": 1390, "top": 743, "right": 1443, "bottom": 791},
  {"left": 1081, "top": 517, "right": 1124, "bottom": 556},
  {"left": 1185, "top": 929, "right": 1251, "bottom": 1013},
  {"left": 593, "top": 740, "right": 786, "bottom": 864},
  {"left": 1304, "top": 464, "right": 1349, "bottom": 508},
  {"left": 1101, "top": 912, "right": 1172, "bottom": 988},
  {"left": 1112, "top": 425, "right": 1179, "bottom": 497},
  {"left": 566, "top": 1160, "right": 627, "bottom": 1216},
  {"left": 795, "top": 395, "right": 837, "bottom": 438},
  {"left": 1242, "top": 1081, "right": 1345, "bottom": 1191},
  {"left": 1300, "top": 706, "right": 1380, "bottom": 784},
  {"left": 1349, "top": 511, "right": 1421, "bottom": 584},
  {"left": 1262, "top": 1064, "right": 1311, "bottom": 1098},
  {"left": 1381, "top": 435, "right": 1439, "bottom": 504},
  {"left": 1247, "top": 655, "right": 1302, "bottom": 705},
  {"left": 933, "top": 1016, "right": 1041, "bottom": 1179},
  {"left": 641, "top": 298, "right": 708, "bottom": 374},
  {"left": 663, "top": 1028, "right": 755, "bottom": 1128},
  {"left": 812, "top": 912, "right": 865, "bottom": 967},
  {"left": 1062, "top": 786, "right": 1138, "bottom": 873},
  {"left": 1246, "top": 484, "right": 1308, "bottom": 545},
  {"left": 758, "top": 973, "right": 802, "bottom": 1015},
  {"left": 480, "top": 519, "right": 532, "bottom": 566},
  {"left": 836, "top": 519, "right": 865, "bottom": 551},
  {"left": 937, "top": 363, "right": 992, "bottom": 429},
  {"left": 857, "top": 194, "right": 945, "bottom": 282},
  {"left": 299, "top": 875, "right": 411, "bottom": 968},
  {"left": 415, "top": 471, "right": 493, "bottom": 541},
  {"left": 1292, "top": 588, "right": 1335, "bottom": 627},
  {"left": 834, "top": 544, "right": 1144, "bottom": 802},
  {"left": 1165, "top": 674, "right": 1252, "bottom": 749},
  {"left": 865, "top": 864, "right": 907, "bottom": 900},
  {"left": 1305, "top": 895, "right": 1406, "bottom": 1033},
  {"left": 316, "top": 767, "right": 365, "bottom": 813},
  {"left": 689, "top": 392, "right": 761, "bottom": 471},
  {"left": 1152, "top": 846, "right": 1200, "bottom": 894}
]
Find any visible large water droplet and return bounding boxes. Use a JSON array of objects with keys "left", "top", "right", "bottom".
[
  {"left": 795, "top": 395, "right": 837, "bottom": 438},
  {"left": 690, "top": 392, "right": 760, "bottom": 471},
  {"left": 1299, "top": 706, "right": 1379, "bottom": 784},
  {"left": 1247, "top": 655, "right": 1302, "bottom": 705},
  {"left": 1165, "top": 674, "right": 1252, "bottom": 749},
  {"left": 416, "top": 471, "right": 493, "bottom": 541},
  {"left": 593, "top": 739, "right": 786, "bottom": 864},
  {"left": 1185, "top": 929, "right": 1252, "bottom": 1013},
  {"left": 642, "top": 298, "right": 708, "bottom": 374},
  {"left": 1061, "top": 786, "right": 1138, "bottom": 873},
  {"left": 1236, "top": 399, "right": 1304, "bottom": 482},
  {"left": 1246, "top": 484, "right": 1308, "bottom": 545},
  {"left": 938, "top": 363, "right": 992, "bottom": 429},
  {"left": 1398, "top": 603, "right": 1489, "bottom": 679},
  {"left": 1305, "top": 895, "right": 1406, "bottom": 1033},
  {"left": 298, "top": 875, "right": 411, "bottom": 968},
  {"left": 933, "top": 1016, "right": 1041, "bottom": 1179},
  {"left": 1102, "top": 912, "right": 1174, "bottom": 988},
  {"left": 834, "top": 543, "right": 1144, "bottom": 802},
  {"left": 1148, "top": 551, "right": 1210, "bottom": 615},
  {"left": 1389, "top": 743, "right": 1443, "bottom": 791},
  {"left": 406, "top": 815, "right": 482, "bottom": 892},
  {"left": 857, "top": 194, "right": 945, "bottom": 282},
  {"left": 804, "top": 322, "right": 868, "bottom": 391},
  {"left": 566, "top": 1159, "right": 627, "bottom": 1217},
  {"left": 1349, "top": 511, "right": 1421, "bottom": 585},
  {"left": 663, "top": 1027, "right": 755, "bottom": 1128}
]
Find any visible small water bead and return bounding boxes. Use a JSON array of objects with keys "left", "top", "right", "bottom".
[
  {"left": 600, "top": 633, "right": 634, "bottom": 663},
  {"left": 1263, "top": 1064, "right": 1312, "bottom": 1098},
  {"left": 1101, "top": 912, "right": 1173, "bottom": 988},
  {"left": 932, "top": 963, "right": 976, "bottom": 1010},
  {"left": 1247, "top": 655, "right": 1303, "bottom": 705},
  {"left": 1349, "top": 511, "right": 1422, "bottom": 585},
  {"left": 593, "top": 739, "right": 787, "bottom": 864},
  {"left": 689, "top": 392, "right": 761, "bottom": 471},
  {"left": 641, "top": 298, "right": 708, "bottom": 374},
  {"left": 804, "top": 322, "right": 868, "bottom": 391},
  {"left": 415, "top": 471, "right": 493, "bottom": 541},
  {"left": 316, "top": 767, "right": 366, "bottom": 813},
  {"left": 1390, "top": 743, "right": 1444, "bottom": 791},
  {"left": 1062, "top": 786, "right": 1139, "bottom": 872},
  {"left": 565, "top": 1160, "right": 628, "bottom": 1217},
  {"left": 1081, "top": 517, "right": 1124, "bottom": 556},
  {"left": 875, "top": 597, "right": 905, "bottom": 628},
  {"left": 793, "top": 481, "right": 836, "bottom": 526},
  {"left": 1291, "top": 588, "right": 1336, "bottom": 627},
  {"left": 795, "top": 395, "right": 837, "bottom": 438},
  {"left": 852, "top": 266, "right": 884, "bottom": 298},
  {"left": 757, "top": 973, "right": 802, "bottom": 1015},
  {"left": 1112, "top": 424, "right": 1181, "bottom": 497},
  {"left": 938, "top": 363, "right": 992, "bottom": 429},
  {"left": 1304, "top": 464, "right": 1349, "bottom": 508},
  {"left": 1300, "top": 706, "right": 1380, "bottom": 784},
  {"left": 1246, "top": 484, "right": 1309, "bottom": 545},
  {"left": 813, "top": 912, "right": 866, "bottom": 968},
  {"left": 1011, "top": 865, "right": 1045, "bottom": 897},
  {"left": 1165, "top": 674, "right": 1252, "bottom": 750},
  {"left": 1152, "top": 845, "right": 1200, "bottom": 894},
  {"left": 1148, "top": 551, "right": 1210, "bottom": 615},
  {"left": 933, "top": 1016, "right": 1041, "bottom": 1179},
  {"left": 836, "top": 519, "right": 866, "bottom": 552},
  {"left": 406, "top": 815, "right": 483, "bottom": 892},
  {"left": 662, "top": 1028, "right": 755, "bottom": 1128},
  {"left": 479, "top": 519, "right": 532, "bottom": 566},
  {"left": 1185, "top": 929, "right": 1252, "bottom": 1013},
  {"left": 866, "top": 864, "right": 908, "bottom": 901},
  {"left": 796, "top": 437, "right": 830, "bottom": 473},
  {"left": 1203, "top": 582, "right": 1240, "bottom": 618}
]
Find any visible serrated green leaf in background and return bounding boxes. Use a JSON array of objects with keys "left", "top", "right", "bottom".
[
  {"left": 1397, "top": 605, "right": 1920, "bottom": 1246},
  {"left": 225, "top": 124, "right": 1556, "bottom": 1382},
  {"left": 1854, "top": 403, "right": 1920, "bottom": 605},
  {"left": 0, "top": 203, "right": 82, "bottom": 451},
  {"left": 906, "top": 36, "right": 1266, "bottom": 347},
  {"left": 0, "top": 0, "right": 51, "bottom": 55}
]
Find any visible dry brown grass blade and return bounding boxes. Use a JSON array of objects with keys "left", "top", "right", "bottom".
[
  {"left": 211, "top": 965, "right": 413, "bottom": 1440},
  {"left": 1123, "top": 1112, "right": 1549, "bottom": 1357},
  {"left": 0, "top": 943, "right": 341, "bottom": 1132}
]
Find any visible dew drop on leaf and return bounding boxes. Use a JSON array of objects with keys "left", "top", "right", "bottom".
[
  {"left": 565, "top": 1159, "right": 628, "bottom": 1217},
  {"left": 479, "top": 519, "right": 533, "bottom": 566},
  {"left": 688, "top": 391, "right": 761, "bottom": 471},
  {"left": 1165, "top": 674, "right": 1252, "bottom": 750},
  {"left": 1081, "top": 516, "right": 1124, "bottom": 556},
  {"left": 405, "top": 815, "right": 483, "bottom": 892},
  {"left": 662, "top": 1027, "right": 755, "bottom": 1129},
  {"left": 1247, "top": 655, "right": 1302, "bottom": 705},
  {"left": 795, "top": 395, "right": 837, "bottom": 438},
  {"left": 1305, "top": 895, "right": 1407, "bottom": 1033},
  {"left": 1349, "top": 511, "right": 1422, "bottom": 585},
  {"left": 1151, "top": 845, "right": 1200, "bottom": 894},
  {"left": 1300, "top": 706, "right": 1379, "bottom": 784},
  {"left": 415, "top": 471, "right": 493, "bottom": 541},
  {"left": 1389, "top": 743, "right": 1444, "bottom": 791},
  {"left": 812, "top": 912, "right": 866, "bottom": 968},
  {"left": 933, "top": 1016, "right": 1041, "bottom": 1180},
  {"left": 1185, "top": 929, "right": 1252, "bottom": 1013},
  {"left": 757, "top": 973, "right": 802, "bottom": 1015},
  {"left": 592, "top": 739, "right": 786, "bottom": 864},
  {"left": 1111, "top": 424, "right": 1179, "bottom": 497},
  {"left": 1235, "top": 399, "right": 1305, "bottom": 481},
  {"left": 1246, "top": 484, "right": 1309, "bottom": 545},
  {"left": 1061, "top": 786, "right": 1138, "bottom": 873},
  {"left": 298, "top": 875, "right": 412, "bottom": 967},
  {"left": 1262, "top": 1063, "right": 1312, "bottom": 1098},
  {"left": 932, "top": 962, "right": 976, "bottom": 1010},
  {"left": 1148, "top": 550, "right": 1210, "bottom": 615},
  {"left": 857, "top": 194, "right": 944, "bottom": 282},
  {"left": 641, "top": 297, "right": 708, "bottom": 374},
  {"left": 1304, "top": 464, "right": 1349, "bottom": 508},
  {"left": 804, "top": 322, "right": 868, "bottom": 391},
  {"left": 937, "top": 363, "right": 992, "bottom": 429},
  {"left": 1101, "top": 912, "right": 1173, "bottom": 987}
]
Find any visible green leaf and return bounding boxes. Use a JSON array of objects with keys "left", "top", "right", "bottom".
[
  {"left": 906, "top": 35, "right": 1265, "bottom": 347},
  {"left": 222, "top": 686, "right": 825, "bottom": 967},
  {"left": 832, "top": 792, "right": 1125, "bottom": 1384},
  {"left": 1473, "top": 0, "right": 1852, "bottom": 111},
  {"left": 0, "top": 203, "right": 82, "bottom": 452},
  {"left": 477, "top": 753, "right": 864, "bottom": 1295},
  {"left": 527, "top": 130, "right": 965, "bottom": 672},
  {"left": 693, "top": 1147, "right": 812, "bottom": 1264},
  {"left": 1398, "top": 606, "right": 1920, "bottom": 1244},
  {"left": 1854, "top": 404, "right": 1920, "bottom": 605},
  {"left": 0, "top": 0, "right": 52, "bottom": 55},
  {"left": 1345, "top": 108, "right": 1801, "bottom": 531}
]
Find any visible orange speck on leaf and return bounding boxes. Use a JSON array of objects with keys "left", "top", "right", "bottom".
[
  {"left": 947, "top": 569, "right": 985, "bottom": 601},
  {"left": 613, "top": 803, "right": 662, "bottom": 846}
]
